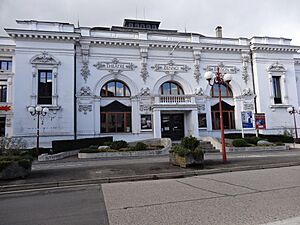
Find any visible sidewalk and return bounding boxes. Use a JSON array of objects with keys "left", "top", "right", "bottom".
[{"left": 1, "top": 149, "right": 300, "bottom": 193}]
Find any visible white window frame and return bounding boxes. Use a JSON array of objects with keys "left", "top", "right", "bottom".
[{"left": 30, "top": 52, "right": 60, "bottom": 108}]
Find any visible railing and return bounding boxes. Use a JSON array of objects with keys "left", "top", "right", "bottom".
[{"left": 155, "top": 95, "right": 195, "bottom": 104}]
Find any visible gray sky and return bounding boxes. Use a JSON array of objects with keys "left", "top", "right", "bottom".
[{"left": 1, "top": 0, "right": 300, "bottom": 44}]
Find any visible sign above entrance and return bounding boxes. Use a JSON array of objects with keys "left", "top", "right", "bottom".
[
  {"left": 93, "top": 58, "right": 137, "bottom": 74},
  {"left": 151, "top": 60, "right": 190, "bottom": 75},
  {"left": 204, "top": 62, "right": 239, "bottom": 74}
]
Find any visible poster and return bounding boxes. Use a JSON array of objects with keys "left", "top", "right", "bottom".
[
  {"left": 141, "top": 114, "right": 152, "bottom": 130},
  {"left": 241, "top": 111, "right": 253, "bottom": 128},
  {"left": 255, "top": 113, "right": 266, "bottom": 129}
]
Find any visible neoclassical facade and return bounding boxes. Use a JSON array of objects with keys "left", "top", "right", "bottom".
[{"left": 1, "top": 19, "right": 300, "bottom": 147}]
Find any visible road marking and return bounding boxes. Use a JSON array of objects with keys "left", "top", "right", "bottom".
[{"left": 261, "top": 216, "right": 300, "bottom": 225}]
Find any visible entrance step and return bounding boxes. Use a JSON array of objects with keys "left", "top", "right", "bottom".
[{"left": 200, "top": 141, "right": 220, "bottom": 153}]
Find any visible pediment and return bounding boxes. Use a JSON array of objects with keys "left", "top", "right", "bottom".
[
  {"left": 30, "top": 52, "right": 60, "bottom": 65},
  {"left": 267, "top": 62, "right": 286, "bottom": 73}
]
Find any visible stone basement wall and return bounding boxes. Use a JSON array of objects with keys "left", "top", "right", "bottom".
[{"left": 38, "top": 150, "right": 80, "bottom": 162}]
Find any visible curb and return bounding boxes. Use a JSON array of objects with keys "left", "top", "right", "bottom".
[{"left": 1, "top": 161, "right": 300, "bottom": 194}]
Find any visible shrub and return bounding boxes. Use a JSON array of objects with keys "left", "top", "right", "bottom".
[
  {"left": 103, "top": 142, "right": 112, "bottom": 146},
  {"left": 232, "top": 139, "right": 251, "bottom": 147},
  {"left": 18, "top": 159, "right": 32, "bottom": 169},
  {"left": 133, "top": 142, "right": 147, "bottom": 151},
  {"left": 244, "top": 137, "right": 261, "bottom": 145},
  {"left": 192, "top": 145, "right": 204, "bottom": 161},
  {"left": 180, "top": 136, "right": 200, "bottom": 151},
  {"left": 79, "top": 148, "right": 117, "bottom": 153},
  {"left": 111, "top": 140, "right": 128, "bottom": 150},
  {"left": 0, "top": 160, "right": 12, "bottom": 172},
  {"left": 172, "top": 145, "right": 191, "bottom": 157},
  {"left": 89, "top": 145, "right": 98, "bottom": 149},
  {"left": 0, "top": 137, "right": 27, "bottom": 155}
]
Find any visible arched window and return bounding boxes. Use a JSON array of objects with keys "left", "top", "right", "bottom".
[
  {"left": 100, "top": 80, "right": 131, "bottom": 97},
  {"left": 211, "top": 83, "right": 233, "bottom": 97},
  {"left": 160, "top": 81, "right": 184, "bottom": 95}
]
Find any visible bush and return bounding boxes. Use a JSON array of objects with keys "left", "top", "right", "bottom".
[
  {"left": 52, "top": 136, "right": 113, "bottom": 153},
  {"left": 232, "top": 139, "right": 251, "bottom": 147},
  {"left": 89, "top": 145, "right": 98, "bottom": 149},
  {"left": 0, "top": 160, "right": 12, "bottom": 172},
  {"left": 79, "top": 148, "right": 117, "bottom": 153},
  {"left": 172, "top": 145, "right": 191, "bottom": 157},
  {"left": 111, "top": 140, "right": 128, "bottom": 150},
  {"left": 180, "top": 136, "right": 200, "bottom": 151},
  {"left": 192, "top": 146, "right": 204, "bottom": 161},
  {"left": 244, "top": 137, "right": 261, "bottom": 145},
  {"left": 225, "top": 133, "right": 294, "bottom": 143},
  {"left": 132, "top": 142, "right": 147, "bottom": 151}
]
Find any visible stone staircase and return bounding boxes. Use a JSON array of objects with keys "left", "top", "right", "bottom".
[{"left": 199, "top": 140, "right": 220, "bottom": 153}]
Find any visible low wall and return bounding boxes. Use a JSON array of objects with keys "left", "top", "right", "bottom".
[
  {"left": 38, "top": 150, "right": 80, "bottom": 162},
  {"left": 226, "top": 145, "right": 289, "bottom": 152},
  {"left": 78, "top": 138, "right": 172, "bottom": 159}
]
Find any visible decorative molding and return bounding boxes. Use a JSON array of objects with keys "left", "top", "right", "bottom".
[
  {"left": 140, "top": 46, "right": 149, "bottom": 83},
  {"left": 30, "top": 51, "right": 60, "bottom": 65},
  {"left": 204, "top": 62, "right": 239, "bottom": 74},
  {"left": 78, "top": 105, "right": 92, "bottom": 115},
  {"left": 151, "top": 60, "right": 191, "bottom": 76},
  {"left": 81, "top": 61, "right": 90, "bottom": 83},
  {"left": 267, "top": 62, "right": 287, "bottom": 73},
  {"left": 93, "top": 58, "right": 137, "bottom": 75},
  {"left": 243, "top": 102, "right": 254, "bottom": 111},
  {"left": 197, "top": 104, "right": 206, "bottom": 112},
  {"left": 193, "top": 50, "right": 201, "bottom": 83},
  {"left": 79, "top": 86, "right": 92, "bottom": 96},
  {"left": 242, "top": 88, "right": 254, "bottom": 97},
  {"left": 141, "top": 62, "right": 148, "bottom": 83},
  {"left": 139, "top": 104, "right": 152, "bottom": 111},
  {"left": 140, "top": 87, "right": 151, "bottom": 96},
  {"left": 241, "top": 53, "right": 250, "bottom": 84},
  {"left": 195, "top": 87, "right": 204, "bottom": 96}
]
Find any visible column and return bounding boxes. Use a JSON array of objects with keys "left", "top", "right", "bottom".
[{"left": 153, "top": 108, "right": 161, "bottom": 138}]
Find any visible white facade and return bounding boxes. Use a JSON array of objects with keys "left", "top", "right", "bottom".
[{"left": 1, "top": 19, "right": 300, "bottom": 147}]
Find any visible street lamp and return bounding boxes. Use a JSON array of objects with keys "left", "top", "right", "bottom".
[
  {"left": 28, "top": 106, "right": 49, "bottom": 156},
  {"left": 287, "top": 106, "right": 300, "bottom": 142},
  {"left": 205, "top": 67, "right": 232, "bottom": 163}
]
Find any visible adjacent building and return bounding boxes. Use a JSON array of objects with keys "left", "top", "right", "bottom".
[{"left": 1, "top": 19, "right": 300, "bottom": 147}]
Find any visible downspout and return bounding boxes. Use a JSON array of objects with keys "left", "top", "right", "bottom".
[
  {"left": 249, "top": 42, "right": 259, "bottom": 137},
  {"left": 74, "top": 44, "right": 77, "bottom": 140}
]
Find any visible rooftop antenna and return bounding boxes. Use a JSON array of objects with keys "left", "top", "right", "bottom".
[
  {"left": 169, "top": 41, "right": 181, "bottom": 56},
  {"left": 143, "top": 7, "right": 145, "bottom": 19},
  {"left": 77, "top": 13, "right": 80, "bottom": 28},
  {"left": 184, "top": 23, "right": 187, "bottom": 33}
]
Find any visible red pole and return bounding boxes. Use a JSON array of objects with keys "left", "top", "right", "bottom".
[{"left": 217, "top": 68, "right": 227, "bottom": 163}]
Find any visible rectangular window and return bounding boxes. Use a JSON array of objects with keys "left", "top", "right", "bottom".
[
  {"left": 101, "top": 112, "right": 131, "bottom": 133},
  {"left": 198, "top": 113, "right": 207, "bottom": 128},
  {"left": 272, "top": 76, "right": 282, "bottom": 104},
  {"left": 0, "top": 85, "right": 7, "bottom": 102},
  {"left": 211, "top": 111, "right": 235, "bottom": 130},
  {"left": 0, "top": 61, "right": 12, "bottom": 71},
  {"left": 38, "top": 70, "right": 52, "bottom": 104},
  {"left": 0, "top": 117, "right": 5, "bottom": 136}
]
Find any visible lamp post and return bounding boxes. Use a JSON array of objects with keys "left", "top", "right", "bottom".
[
  {"left": 28, "top": 106, "right": 49, "bottom": 156},
  {"left": 204, "top": 67, "right": 232, "bottom": 163},
  {"left": 287, "top": 106, "right": 300, "bottom": 142}
]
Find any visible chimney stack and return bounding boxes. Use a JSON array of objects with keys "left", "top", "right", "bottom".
[{"left": 215, "top": 26, "right": 222, "bottom": 38}]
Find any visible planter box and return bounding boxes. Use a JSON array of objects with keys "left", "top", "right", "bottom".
[
  {"left": 0, "top": 161, "right": 32, "bottom": 180},
  {"left": 169, "top": 152, "right": 203, "bottom": 168}
]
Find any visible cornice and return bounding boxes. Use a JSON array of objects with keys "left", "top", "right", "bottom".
[
  {"left": 251, "top": 43, "right": 300, "bottom": 53},
  {"left": 0, "top": 46, "right": 15, "bottom": 53},
  {"left": 5, "top": 29, "right": 80, "bottom": 41}
]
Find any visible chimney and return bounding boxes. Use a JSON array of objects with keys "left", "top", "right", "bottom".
[{"left": 215, "top": 26, "right": 222, "bottom": 38}]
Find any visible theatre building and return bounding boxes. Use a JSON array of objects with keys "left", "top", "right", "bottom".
[{"left": 1, "top": 19, "right": 300, "bottom": 147}]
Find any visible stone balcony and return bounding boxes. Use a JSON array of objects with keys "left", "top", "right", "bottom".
[{"left": 154, "top": 95, "right": 196, "bottom": 105}]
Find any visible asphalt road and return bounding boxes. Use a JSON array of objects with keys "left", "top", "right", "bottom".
[{"left": 1, "top": 166, "right": 300, "bottom": 225}]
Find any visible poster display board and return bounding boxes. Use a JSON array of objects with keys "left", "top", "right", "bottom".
[
  {"left": 241, "top": 111, "right": 253, "bottom": 128},
  {"left": 255, "top": 113, "right": 266, "bottom": 129}
]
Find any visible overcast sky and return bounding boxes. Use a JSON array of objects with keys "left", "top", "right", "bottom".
[{"left": 1, "top": 0, "right": 300, "bottom": 44}]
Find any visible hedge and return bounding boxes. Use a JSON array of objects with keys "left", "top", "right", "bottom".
[
  {"left": 52, "top": 136, "right": 113, "bottom": 153},
  {"left": 225, "top": 133, "right": 294, "bottom": 143}
]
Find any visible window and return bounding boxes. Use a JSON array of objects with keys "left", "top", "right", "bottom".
[
  {"left": 211, "top": 101, "right": 235, "bottom": 130},
  {"left": 0, "top": 117, "right": 5, "bottom": 136},
  {"left": 38, "top": 70, "right": 52, "bottom": 104},
  {"left": 100, "top": 101, "right": 132, "bottom": 133},
  {"left": 198, "top": 113, "right": 207, "bottom": 128},
  {"left": 0, "top": 85, "right": 7, "bottom": 102},
  {"left": 0, "top": 61, "right": 12, "bottom": 71},
  {"left": 101, "top": 112, "right": 131, "bottom": 133},
  {"left": 101, "top": 80, "right": 131, "bottom": 97},
  {"left": 211, "top": 83, "right": 233, "bottom": 98},
  {"left": 272, "top": 76, "right": 282, "bottom": 104},
  {"left": 160, "top": 81, "right": 184, "bottom": 95}
]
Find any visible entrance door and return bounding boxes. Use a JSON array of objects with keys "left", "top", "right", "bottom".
[{"left": 161, "top": 114, "right": 184, "bottom": 140}]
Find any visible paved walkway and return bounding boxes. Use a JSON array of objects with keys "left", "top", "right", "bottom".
[{"left": 1, "top": 149, "right": 300, "bottom": 192}]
